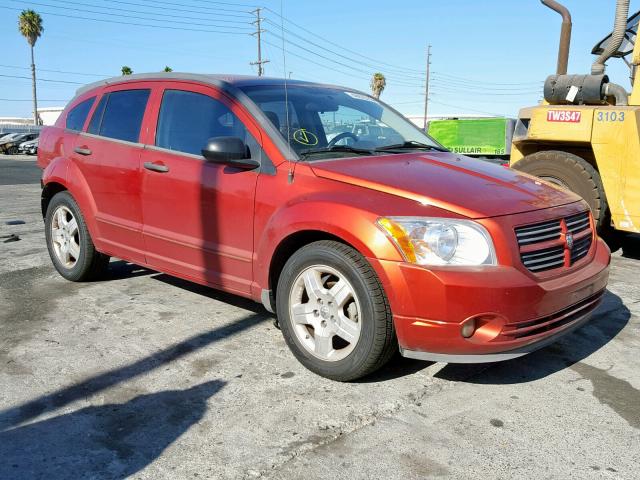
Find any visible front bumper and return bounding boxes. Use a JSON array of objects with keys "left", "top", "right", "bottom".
[{"left": 368, "top": 237, "right": 610, "bottom": 362}]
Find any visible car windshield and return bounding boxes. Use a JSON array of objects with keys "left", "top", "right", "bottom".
[{"left": 239, "top": 84, "right": 445, "bottom": 160}]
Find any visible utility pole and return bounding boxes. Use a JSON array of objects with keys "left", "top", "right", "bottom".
[
  {"left": 423, "top": 44, "right": 431, "bottom": 131},
  {"left": 250, "top": 8, "right": 269, "bottom": 76}
]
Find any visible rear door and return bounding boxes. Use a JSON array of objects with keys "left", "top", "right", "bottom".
[
  {"left": 73, "top": 85, "right": 152, "bottom": 263},
  {"left": 139, "top": 83, "right": 261, "bottom": 294}
]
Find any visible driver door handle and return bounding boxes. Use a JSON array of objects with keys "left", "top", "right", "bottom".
[
  {"left": 74, "top": 146, "right": 92, "bottom": 156},
  {"left": 144, "top": 161, "right": 170, "bottom": 173}
]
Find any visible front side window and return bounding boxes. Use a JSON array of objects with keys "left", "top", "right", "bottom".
[
  {"left": 239, "top": 84, "right": 444, "bottom": 160},
  {"left": 156, "top": 89, "right": 255, "bottom": 157},
  {"left": 88, "top": 89, "right": 150, "bottom": 143},
  {"left": 66, "top": 96, "right": 95, "bottom": 131}
]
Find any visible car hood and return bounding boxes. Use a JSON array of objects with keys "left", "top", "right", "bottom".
[{"left": 309, "top": 151, "right": 581, "bottom": 219}]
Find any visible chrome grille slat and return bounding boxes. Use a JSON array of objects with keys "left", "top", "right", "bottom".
[
  {"left": 518, "top": 232, "right": 563, "bottom": 244},
  {"left": 521, "top": 246, "right": 564, "bottom": 260},
  {"left": 527, "top": 259, "right": 565, "bottom": 271},
  {"left": 515, "top": 210, "right": 593, "bottom": 273},
  {"left": 523, "top": 253, "right": 565, "bottom": 266},
  {"left": 516, "top": 225, "right": 562, "bottom": 237}
]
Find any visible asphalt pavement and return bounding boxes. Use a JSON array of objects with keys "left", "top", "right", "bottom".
[{"left": 0, "top": 154, "right": 638, "bottom": 479}]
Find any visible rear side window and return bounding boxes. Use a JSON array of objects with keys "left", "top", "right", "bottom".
[
  {"left": 156, "top": 89, "right": 252, "bottom": 156},
  {"left": 65, "top": 97, "right": 95, "bottom": 131},
  {"left": 88, "top": 89, "right": 150, "bottom": 143}
]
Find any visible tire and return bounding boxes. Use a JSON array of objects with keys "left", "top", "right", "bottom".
[
  {"left": 45, "top": 191, "right": 110, "bottom": 281},
  {"left": 512, "top": 150, "right": 610, "bottom": 232},
  {"left": 276, "top": 240, "right": 396, "bottom": 381}
]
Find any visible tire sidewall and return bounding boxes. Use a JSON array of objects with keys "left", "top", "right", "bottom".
[
  {"left": 276, "top": 244, "right": 380, "bottom": 380},
  {"left": 45, "top": 191, "right": 93, "bottom": 281},
  {"left": 513, "top": 150, "right": 607, "bottom": 229}
]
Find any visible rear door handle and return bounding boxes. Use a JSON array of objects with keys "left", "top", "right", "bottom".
[
  {"left": 74, "top": 146, "right": 92, "bottom": 156},
  {"left": 144, "top": 161, "right": 170, "bottom": 173}
]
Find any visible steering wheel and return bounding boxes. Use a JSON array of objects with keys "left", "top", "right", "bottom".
[{"left": 327, "top": 132, "right": 358, "bottom": 147}]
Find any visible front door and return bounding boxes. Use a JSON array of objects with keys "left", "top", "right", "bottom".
[{"left": 140, "top": 86, "right": 260, "bottom": 295}]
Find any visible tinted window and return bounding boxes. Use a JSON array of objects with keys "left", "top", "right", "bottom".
[
  {"left": 66, "top": 97, "right": 95, "bottom": 131},
  {"left": 87, "top": 94, "right": 107, "bottom": 135},
  {"left": 98, "top": 89, "right": 150, "bottom": 143},
  {"left": 156, "top": 89, "right": 252, "bottom": 156}
]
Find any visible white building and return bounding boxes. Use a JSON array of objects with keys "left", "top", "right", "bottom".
[{"left": 0, "top": 106, "right": 64, "bottom": 128}]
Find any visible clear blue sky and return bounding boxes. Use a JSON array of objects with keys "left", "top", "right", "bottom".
[{"left": 0, "top": 0, "right": 637, "bottom": 118}]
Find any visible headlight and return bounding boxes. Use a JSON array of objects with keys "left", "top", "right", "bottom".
[{"left": 377, "top": 217, "right": 497, "bottom": 266}]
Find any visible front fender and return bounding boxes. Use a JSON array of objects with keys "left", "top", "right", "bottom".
[{"left": 253, "top": 199, "right": 404, "bottom": 292}]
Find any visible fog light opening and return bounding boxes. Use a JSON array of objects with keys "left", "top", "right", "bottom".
[{"left": 461, "top": 319, "right": 476, "bottom": 338}]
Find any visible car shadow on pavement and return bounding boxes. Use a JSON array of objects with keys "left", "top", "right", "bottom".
[
  {"left": 0, "top": 311, "right": 269, "bottom": 432},
  {"left": 151, "top": 273, "right": 269, "bottom": 315},
  {"left": 435, "top": 290, "right": 631, "bottom": 385},
  {"left": 103, "top": 260, "right": 155, "bottom": 281},
  {"left": 0, "top": 380, "right": 225, "bottom": 480}
]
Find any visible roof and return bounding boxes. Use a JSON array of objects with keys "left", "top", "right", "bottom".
[{"left": 75, "top": 72, "right": 333, "bottom": 97}]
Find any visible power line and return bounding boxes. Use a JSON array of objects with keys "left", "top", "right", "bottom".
[
  {"left": 262, "top": 18, "right": 424, "bottom": 81},
  {"left": 50, "top": 0, "right": 254, "bottom": 23},
  {"left": 0, "top": 98, "right": 68, "bottom": 102},
  {"left": 11, "top": 1, "right": 254, "bottom": 30},
  {"left": 263, "top": 31, "right": 421, "bottom": 87},
  {"left": 105, "top": 0, "right": 253, "bottom": 17},
  {"left": 0, "top": 73, "right": 83, "bottom": 85},
  {"left": 431, "top": 71, "right": 543, "bottom": 86},
  {"left": 0, "top": 64, "right": 110, "bottom": 77},
  {"left": 262, "top": 6, "right": 424, "bottom": 76}
]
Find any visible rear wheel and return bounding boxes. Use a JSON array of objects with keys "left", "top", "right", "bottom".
[
  {"left": 45, "top": 191, "right": 110, "bottom": 281},
  {"left": 512, "top": 150, "right": 610, "bottom": 232},
  {"left": 276, "top": 240, "right": 396, "bottom": 381}
]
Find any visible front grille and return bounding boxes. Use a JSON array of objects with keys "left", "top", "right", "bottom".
[
  {"left": 521, "top": 245, "right": 565, "bottom": 272},
  {"left": 515, "top": 210, "right": 593, "bottom": 273},
  {"left": 502, "top": 290, "right": 604, "bottom": 340}
]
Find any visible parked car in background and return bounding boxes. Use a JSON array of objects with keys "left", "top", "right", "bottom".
[
  {"left": 0, "top": 132, "right": 38, "bottom": 154},
  {"left": 38, "top": 74, "right": 610, "bottom": 381},
  {"left": 18, "top": 137, "right": 39, "bottom": 155}
]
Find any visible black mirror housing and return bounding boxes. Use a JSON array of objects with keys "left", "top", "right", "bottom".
[{"left": 201, "top": 136, "right": 259, "bottom": 169}]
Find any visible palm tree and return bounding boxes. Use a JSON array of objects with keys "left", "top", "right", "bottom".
[
  {"left": 121, "top": 66, "right": 133, "bottom": 76},
  {"left": 163, "top": 66, "right": 173, "bottom": 72},
  {"left": 370, "top": 72, "right": 386, "bottom": 99},
  {"left": 18, "top": 10, "right": 44, "bottom": 126}
]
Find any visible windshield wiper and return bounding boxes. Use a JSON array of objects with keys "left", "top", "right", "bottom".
[
  {"left": 299, "top": 145, "right": 375, "bottom": 159},
  {"left": 374, "top": 141, "right": 448, "bottom": 152}
]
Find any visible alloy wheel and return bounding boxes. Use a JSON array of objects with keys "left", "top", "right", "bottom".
[
  {"left": 288, "top": 265, "right": 362, "bottom": 361},
  {"left": 50, "top": 205, "right": 81, "bottom": 269}
]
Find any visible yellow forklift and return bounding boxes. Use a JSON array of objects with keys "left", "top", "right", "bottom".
[{"left": 511, "top": 0, "right": 640, "bottom": 243}]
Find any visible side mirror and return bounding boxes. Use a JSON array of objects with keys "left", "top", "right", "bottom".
[{"left": 201, "top": 136, "right": 260, "bottom": 170}]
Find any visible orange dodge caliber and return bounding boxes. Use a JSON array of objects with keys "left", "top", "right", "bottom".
[{"left": 38, "top": 74, "right": 610, "bottom": 381}]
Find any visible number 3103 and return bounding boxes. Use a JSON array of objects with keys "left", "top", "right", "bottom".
[{"left": 597, "top": 111, "right": 625, "bottom": 122}]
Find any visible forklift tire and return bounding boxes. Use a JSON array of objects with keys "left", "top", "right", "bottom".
[{"left": 512, "top": 150, "right": 610, "bottom": 232}]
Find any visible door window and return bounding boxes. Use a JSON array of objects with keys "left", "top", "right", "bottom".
[
  {"left": 156, "top": 89, "right": 256, "bottom": 157},
  {"left": 66, "top": 96, "right": 95, "bottom": 131},
  {"left": 87, "top": 89, "right": 150, "bottom": 143}
]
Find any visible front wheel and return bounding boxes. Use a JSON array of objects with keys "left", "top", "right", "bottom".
[
  {"left": 276, "top": 240, "right": 396, "bottom": 381},
  {"left": 45, "top": 191, "right": 110, "bottom": 281}
]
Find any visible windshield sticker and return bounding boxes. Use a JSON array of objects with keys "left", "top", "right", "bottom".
[
  {"left": 345, "top": 92, "right": 373, "bottom": 101},
  {"left": 292, "top": 128, "right": 319, "bottom": 146}
]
